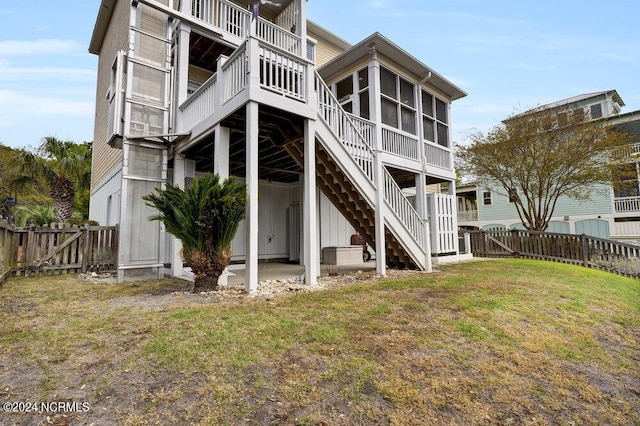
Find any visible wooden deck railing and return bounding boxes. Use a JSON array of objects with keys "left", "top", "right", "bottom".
[
  {"left": 259, "top": 40, "right": 307, "bottom": 101},
  {"left": 424, "top": 141, "right": 451, "bottom": 170},
  {"left": 189, "top": 0, "right": 302, "bottom": 56},
  {"left": 316, "top": 71, "right": 375, "bottom": 182},
  {"left": 614, "top": 196, "right": 640, "bottom": 213},
  {"left": 467, "top": 229, "right": 640, "bottom": 279},
  {"left": 383, "top": 168, "right": 427, "bottom": 249},
  {"left": 382, "top": 127, "right": 420, "bottom": 161},
  {"left": 0, "top": 221, "right": 118, "bottom": 283}
]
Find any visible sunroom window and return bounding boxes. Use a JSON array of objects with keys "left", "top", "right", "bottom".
[
  {"left": 358, "top": 68, "right": 370, "bottom": 120},
  {"left": 334, "top": 68, "right": 371, "bottom": 120},
  {"left": 380, "top": 67, "right": 416, "bottom": 135},
  {"left": 422, "top": 90, "right": 449, "bottom": 147}
]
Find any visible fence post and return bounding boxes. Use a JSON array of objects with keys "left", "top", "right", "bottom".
[
  {"left": 510, "top": 229, "right": 519, "bottom": 256},
  {"left": 581, "top": 234, "right": 589, "bottom": 268},
  {"left": 463, "top": 232, "right": 471, "bottom": 255},
  {"left": 82, "top": 224, "right": 90, "bottom": 273}
]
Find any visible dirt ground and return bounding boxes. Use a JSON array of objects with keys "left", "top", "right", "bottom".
[{"left": 1, "top": 262, "right": 638, "bottom": 426}]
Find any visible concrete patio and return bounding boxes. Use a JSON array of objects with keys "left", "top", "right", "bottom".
[{"left": 225, "top": 261, "right": 377, "bottom": 286}]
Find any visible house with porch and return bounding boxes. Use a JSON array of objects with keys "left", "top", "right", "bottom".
[
  {"left": 457, "top": 90, "right": 640, "bottom": 244},
  {"left": 88, "top": 0, "right": 468, "bottom": 291}
]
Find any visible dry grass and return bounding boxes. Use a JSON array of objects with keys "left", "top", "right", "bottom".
[{"left": 0, "top": 259, "right": 638, "bottom": 425}]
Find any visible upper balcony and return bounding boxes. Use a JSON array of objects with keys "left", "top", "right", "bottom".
[
  {"left": 185, "top": 0, "right": 308, "bottom": 59},
  {"left": 177, "top": 35, "right": 316, "bottom": 139}
]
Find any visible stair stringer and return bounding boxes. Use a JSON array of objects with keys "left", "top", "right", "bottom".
[{"left": 314, "top": 118, "right": 429, "bottom": 270}]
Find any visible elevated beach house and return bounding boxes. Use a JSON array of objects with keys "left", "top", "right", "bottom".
[{"left": 88, "top": 0, "right": 468, "bottom": 290}]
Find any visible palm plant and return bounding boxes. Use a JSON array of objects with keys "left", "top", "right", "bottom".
[
  {"left": 143, "top": 174, "right": 247, "bottom": 292},
  {"left": 14, "top": 204, "right": 57, "bottom": 227},
  {"left": 11, "top": 137, "right": 92, "bottom": 222}
]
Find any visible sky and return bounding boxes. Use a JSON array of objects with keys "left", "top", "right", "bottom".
[{"left": 0, "top": 0, "right": 638, "bottom": 149}]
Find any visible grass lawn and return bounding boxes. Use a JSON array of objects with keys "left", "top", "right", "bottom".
[{"left": 0, "top": 259, "right": 638, "bottom": 425}]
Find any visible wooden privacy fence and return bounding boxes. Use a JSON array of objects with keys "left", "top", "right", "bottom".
[
  {"left": 466, "top": 229, "right": 640, "bottom": 279},
  {"left": 0, "top": 221, "right": 118, "bottom": 284}
]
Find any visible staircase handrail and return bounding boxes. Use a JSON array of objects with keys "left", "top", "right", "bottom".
[
  {"left": 315, "top": 71, "right": 375, "bottom": 182},
  {"left": 382, "top": 168, "right": 427, "bottom": 249}
]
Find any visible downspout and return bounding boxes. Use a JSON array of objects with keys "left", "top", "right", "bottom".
[
  {"left": 419, "top": 72, "right": 432, "bottom": 86},
  {"left": 418, "top": 71, "right": 433, "bottom": 271}
]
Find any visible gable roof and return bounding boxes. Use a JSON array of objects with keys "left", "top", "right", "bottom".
[
  {"left": 512, "top": 91, "right": 625, "bottom": 119},
  {"left": 318, "top": 32, "right": 467, "bottom": 101},
  {"left": 541, "top": 90, "right": 624, "bottom": 109}
]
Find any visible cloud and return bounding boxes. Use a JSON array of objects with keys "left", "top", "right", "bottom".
[
  {"left": 0, "top": 65, "right": 95, "bottom": 82},
  {"left": 0, "top": 39, "right": 83, "bottom": 56},
  {"left": 0, "top": 90, "right": 94, "bottom": 117}
]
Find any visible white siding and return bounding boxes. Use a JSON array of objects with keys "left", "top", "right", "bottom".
[
  {"left": 228, "top": 182, "right": 356, "bottom": 262},
  {"left": 89, "top": 164, "right": 122, "bottom": 226},
  {"left": 231, "top": 181, "right": 295, "bottom": 260},
  {"left": 318, "top": 189, "right": 356, "bottom": 249}
]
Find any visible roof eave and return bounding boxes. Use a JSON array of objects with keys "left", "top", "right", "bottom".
[
  {"left": 318, "top": 33, "right": 467, "bottom": 101},
  {"left": 89, "top": 0, "right": 117, "bottom": 55}
]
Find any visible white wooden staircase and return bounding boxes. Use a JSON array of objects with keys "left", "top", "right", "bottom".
[{"left": 286, "top": 73, "right": 430, "bottom": 270}]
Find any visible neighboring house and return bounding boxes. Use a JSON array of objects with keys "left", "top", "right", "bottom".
[
  {"left": 88, "top": 0, "right": 468, "bottom": 290},
  {"left": 457, "top": 90, "right": 640, "bottom": 243}
]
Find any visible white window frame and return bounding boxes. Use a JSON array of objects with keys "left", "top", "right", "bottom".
[
  {"left": 380, "top": 66, "right": 417, "bottom": 135},
  {"left": 422, "top": 89, "right": 449, "bottom": 147},
  {"left": 482, "top": 191, "right": 492, "bottom": 206},
  {"left": 108, "top": 51, "right": 126, "bottom": 142}
]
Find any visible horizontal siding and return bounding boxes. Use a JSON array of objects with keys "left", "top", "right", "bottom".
[
  {"left": 188, "top": 65, "right": 214, "bottom": 85},
  {"left": 91, "top": 0, "right": 129, "bottom": 188},
  {"left": 310, "top": 30, "right": 347, "bottom": 67},
  {"left": 478, "top": 183, "right": 612, "bottom": 222}
]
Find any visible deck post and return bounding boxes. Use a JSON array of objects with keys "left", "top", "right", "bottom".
[
  {"left": 369, "top": 48, "right": 386, "bottom": 276},
  {"left": 171, "top": 153, "right": 186, "bottom": 278},
  {"left": 214, "top": 124, "right": 230, "bottom": 286},
  {"left": 245, "top": 101, "right": 259, "bottom": 293},
  {"left": 415, "top": 174, "right": 432, "bottom": 272},
  {"left": 303, "top": 118, "right": 319, "bottom": 285},
  {"left": 447, "top": 180, "right": 460, "bottom": 257},
  {"left": 175, "top": 23, "right": 191, "bottom": 107}
]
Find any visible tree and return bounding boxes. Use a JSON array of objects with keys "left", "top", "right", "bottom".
[
  {"left": 1, "top": 143, "right": 52, "bottom": 222},
  {"left": 14, "top": 204, "right": 57, "bottom": 227},
  {"left": 11, "top": 137, "right": 92, "bottom": 222},
  {"left": 143, "top": 174, "right": 247, "bottom": 292},
  {"left": 457, "top": 108, "right": 633, "bottom": 231}
]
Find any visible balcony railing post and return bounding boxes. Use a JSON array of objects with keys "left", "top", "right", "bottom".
[
  {"left": 247, "top": 37, "right": 261, "bottom": 93},
  {"left": 214, "top": 55, "right": 228, "bottom": 110}
]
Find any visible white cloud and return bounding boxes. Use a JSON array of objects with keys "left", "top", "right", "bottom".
[
  {"left": 0, "top": 65, "right": 95, "bottom": 82},
  {"left": 0, "top": 39, "right": 83, "bottom": 56},
  {"left": 0, "top": 90, "right": 94, "bottom": 118}
]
